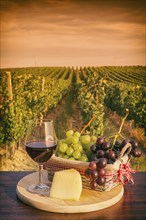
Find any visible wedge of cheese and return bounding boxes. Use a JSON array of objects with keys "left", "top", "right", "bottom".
[{"left": 50, "top": 169, "right": 82, "bottom": 201}]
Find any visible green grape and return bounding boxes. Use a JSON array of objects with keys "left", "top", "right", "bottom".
[
  {"left": 66, "top": 136, "right": 73, "bottom": 145},
  {"left": 66, "top": 130, "right": 74, "bottom": 137},
  {"left": 91, "top": 135, "right": 97, "bottom": 143},
  {"left": 73, "top": 143, "right": 83, "bottom": 152},
  {"left": 73, "top": 150, "right": 81, "bottom": 159},
  {"left": 59, "top": 143, "right": 68, "bottom": 153},
  {"left": 78, "top": 144, "right": 83, "bottom": 152},
  {"left": 57, "top": 151, "right": 64, "bottom": 158},
  {"left": 63, "top": 155, "right": 69, "bottom": 159},
  {"left": 69, "top": 157, "right": 75, "bottom": 160},
  {"left": 80, "top": 135, "right": 90, "bottom": 145},
  {"left": 58, "top": 139, "right": 66, "bottom": 145},
  {"left": 74, "top": 131, "right": 81, "bottom": 138},
  {"left": 66, "top": 147, "right": 74, "bottom": 157},
  {"left": 72, "top": 136, "right": 79, "bottom": 144},
  {"left": 79, "top": 155, "right": 88, "bottom": 162}
]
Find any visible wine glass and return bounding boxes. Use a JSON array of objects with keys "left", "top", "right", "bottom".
[{"left": 25, "top": 119, "right": 57, "bottom": 194}]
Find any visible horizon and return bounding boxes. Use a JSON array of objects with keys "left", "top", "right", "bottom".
[
  {"left": 1, "top": 64, "right": 146, "bottom": 70},
  {"left": 1, "top": 0, "right": 146, "bottom": 68}
]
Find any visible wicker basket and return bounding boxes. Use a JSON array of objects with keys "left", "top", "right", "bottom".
[{"left": 45, "top": 143, "right": 135, "bottom": 191}]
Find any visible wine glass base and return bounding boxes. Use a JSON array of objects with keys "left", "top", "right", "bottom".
[{"left": 27, "top": 184, "right": 50, "bottom": 195}]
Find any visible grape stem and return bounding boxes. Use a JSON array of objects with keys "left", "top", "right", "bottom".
[
  {"left": 110, "top": 109, "right": 129, "bottom": 148},
  {"left": 80, "top": 115, "right": 97, "bottom": 134}
]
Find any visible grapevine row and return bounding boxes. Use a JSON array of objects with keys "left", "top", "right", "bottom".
[
  {"left": 75, "top": 70, "right": 105, "bottom": 136},
  {"left": 0, "top": 65, "right": 145, "bottom": 154},
  {"left": 0, "top": 68, "right": 73, "bottom": 157}
]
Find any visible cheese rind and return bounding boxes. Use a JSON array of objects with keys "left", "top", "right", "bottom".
[{"left": 50, "top": 169, "right": 82, "bottom": 201}]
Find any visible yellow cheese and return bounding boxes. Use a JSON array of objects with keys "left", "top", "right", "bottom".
[{"left": 50, "top": 169, "right": 82, "bottom": 201}]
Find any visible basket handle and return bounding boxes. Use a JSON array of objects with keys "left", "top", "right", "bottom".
[{"left": 118, "top": 143, "right": 132, "bottom": 160}]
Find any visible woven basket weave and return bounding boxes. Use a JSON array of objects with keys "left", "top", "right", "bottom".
[{"left": 45, "top": 143, "right": 133, "bottom": 191}]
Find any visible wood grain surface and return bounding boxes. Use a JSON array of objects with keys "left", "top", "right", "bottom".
[{"left": 16, "top": 172, "right": 123, "bottom": 213}]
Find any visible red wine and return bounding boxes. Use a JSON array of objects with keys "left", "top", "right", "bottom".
[{"left": 25, "top": 141, "right": 57, "bottom": 164}]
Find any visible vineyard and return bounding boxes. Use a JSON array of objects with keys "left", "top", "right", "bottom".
[{"left": 0, "top": 66, "right": 146, "bottom": 170}]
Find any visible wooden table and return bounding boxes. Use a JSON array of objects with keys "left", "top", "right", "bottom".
[{"left": 0, "top": 171, "right": 146, "bottom": 220}]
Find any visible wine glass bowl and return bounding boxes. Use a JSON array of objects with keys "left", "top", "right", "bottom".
[
  {"left": 25, "top": 119, "right": 57, "bottom": 194},
  {"left": 25, "top": 141, "right": 57, "bottom": 164}
]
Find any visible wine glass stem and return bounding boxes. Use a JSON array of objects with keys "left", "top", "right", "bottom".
[{"left": 38, "top": 164, "right": 43, "bottom": 186}]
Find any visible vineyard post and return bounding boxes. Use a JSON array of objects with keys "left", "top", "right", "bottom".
[
  {"left": 42, "top": 77, "right": 45, "bottom": 92},
  {"left": 40, "top": 77, "right": 45, "bottom": 122},
  {"left": 6, "top": 71, "right": 15, "bottom": 157},
  {"left": 6, "top": 71, "right": 13, "bottom": 100}
]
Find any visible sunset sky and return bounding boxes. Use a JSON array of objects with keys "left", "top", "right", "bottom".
[{"left": 0, "top": 0, "right": 145, "bottom": 68}]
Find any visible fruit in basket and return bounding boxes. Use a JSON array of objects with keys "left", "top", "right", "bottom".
[
  {"left": 96, "top": 137, "right": 105, "bottom": 145},
  {"left": 90, "top": 136, "right": 142, "bottom": 164},
  {"left": 130, "top": 147, "right": 142, "bottom": 157},
  {"left": 89, "top": 161, "right": 97, "bottom": 170},
  {"left": 73, "top": 150, "right": 81, "bottom": 159},
  {"left": 130, "top": 140, "right": 138, "bottom": 148},
  {"left": 74, "top": 131, "right": 81, "bottom": 138},
  {"left": 80, "top": 135, "right": 91, "bottom": 145},
  {"left": 96, "top": 158, "right": 107, "bottom": 168},
  {"left": 56, "top": 130, "right": 91, "bottom": 161},
  {"left": 66, "top": 147, "right": 74, "bottom": 157},
  {"left": 59, "top": 143, "right": 68, "bottom": 153},
  {"left": 66, "top": 130, "right": 74, "bottom": 137},
  {"left": 85, "top": 134, "right": 143, "bottom": 190},
  {"left": 101, "top": 141, "right": 111, "bottom": 151},
  {"left": 85, "top": 160, "right": 107, "bottom": 189},
  {"left": 96, "top": 177, "right": 106, "bottom": 186},
  {"left": 73, "top": 143, "right": 83, "bottom": 152}
]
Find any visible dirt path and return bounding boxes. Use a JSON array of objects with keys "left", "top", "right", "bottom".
[{"left": 47, "top": 87, "right": 83, "bottom": 139}]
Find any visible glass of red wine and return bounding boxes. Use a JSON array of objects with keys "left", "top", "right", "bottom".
[{"left": 25, "top": 119, "right": 57, "bottom": 194}]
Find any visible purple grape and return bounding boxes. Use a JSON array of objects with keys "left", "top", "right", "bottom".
[
  {"left": 89, "top": 161, "right": 97, "bottom": 170},
  {"left": 90, "top": 144, "right": 97, "bottom": 153},
  {"left": 130, "top": 140, "right": 138, "bottom": 149},
  {"left": 85, "top": 169, "right": 90, "bottom": 178},
  {"left": 101, "top": 141, "right": 111, "bottom": 151},
  {"left": 113, "top": 140, "right": 121, "bottom": 150},
  {"left": 90, "top": 180, "right": 97, "bottom": 190},
  {"left": 96, "top": 144, "right": 102, "bottom": 150},
  {"left": 97, "top": 158, "right": 107, "bottom": 168},
  {"left": 96, "top": 137, "right": 105, "bottom": 145},
  {"left": 106, "top": 150, "right": 116, "bottom": 160},
  {"left": 96, "top": 150, "right": 105, "bottom": 158},
  {"left": 96, "top": 177, "right": 106, "bottom": 186},
  {"left": 130, "top": 147, "right": 142, "bottom": 157},
  {"left": 91, "top": 155, "right": 99, "bottom": 162},
  {"left": 114, "top": 150, "right": 121, "bottom": 158},
  {"left": 90, "top": 170, "right": 98, "bottom": 179},
  {"left": 98, "top": 168, "right": 106, "bottom": 177},
  {"left": 107, "top": 159, "right": 114, "bottom": 164},
  {"left": 115, "top": 140, "right": 120, "bottom": 145}
]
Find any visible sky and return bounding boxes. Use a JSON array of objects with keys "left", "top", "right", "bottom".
[{"left": 0, "top": 0, "right": 146, "bottom": 68}]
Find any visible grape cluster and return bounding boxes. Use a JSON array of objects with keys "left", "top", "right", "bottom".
[
  {"left": 86, "top": 137, "right": 142, "bottom": 190},
  {"left": 90, "top": 137, "right": 142, "bottom": 164},
  {"left": 56, "top": 130, "right": 96, "bottom": 162},
  {"left": 85, "top": 160, "right": 107, "bottom": 190}
]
